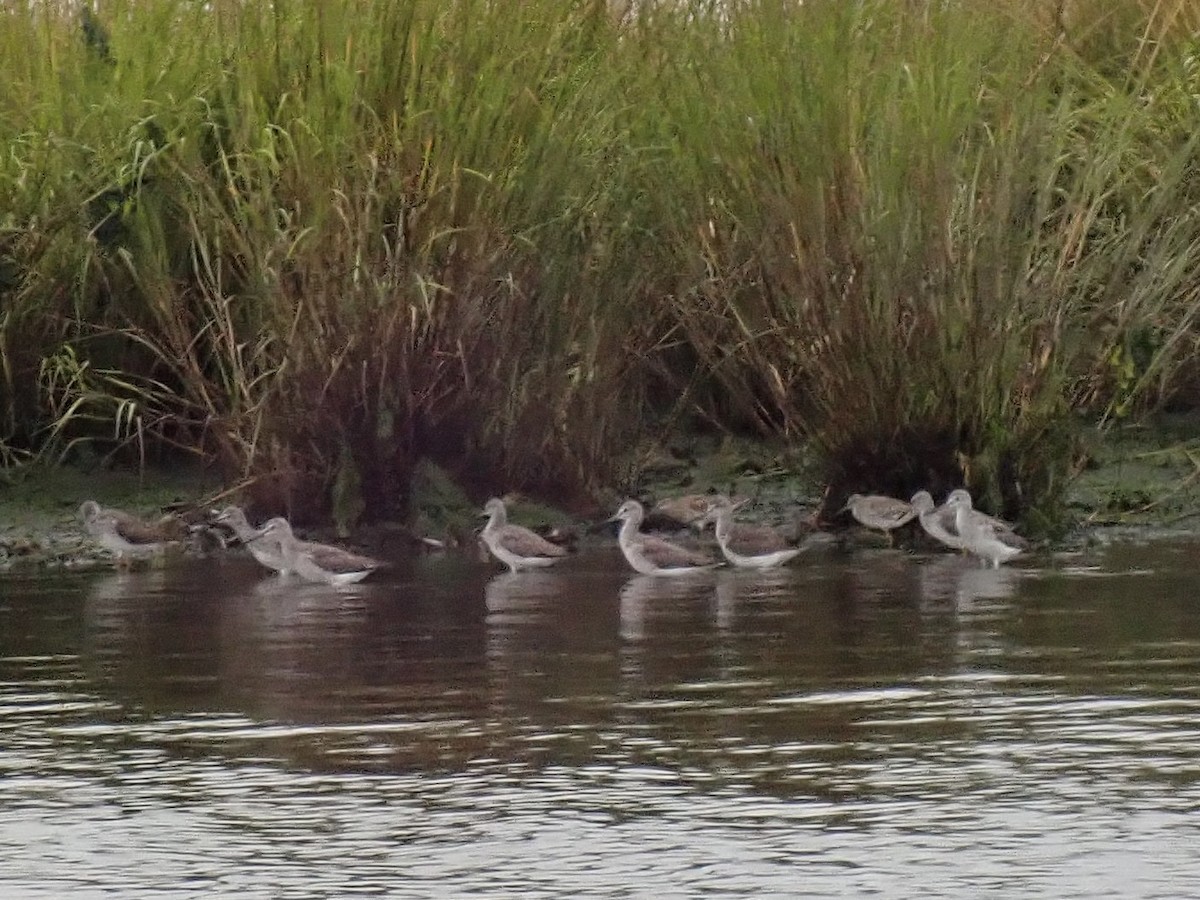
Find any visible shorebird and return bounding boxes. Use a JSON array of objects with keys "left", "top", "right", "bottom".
[
  {"left": 610, "top": 499, "right": 719, "bottom": 576},
  {"left": 651, "top": 493, "right": 726, "bottom": 529},
  {"left": 943, "top": 490, "right": 1028, "bottom": 568},
  {"left": 479, "top": 497, "right": 569, "bottom": 573},
  {"left": 945, "top": 489, "right": 1018, "bottom": 534},
  {"left": 840, "top": 493, "right": 917, "bottom": 544},
  {"left": 78, "top": 500, "right": 185, "bottom": 563},
  {"left": 909, "top": 491, "right": 967, "bottom": 551},
  {"left": 698, "top": 496, "right": 803, "bottom": 568},
  {"left": 254, "top": 518, "right": 383, "bottom": 586},
  {"left": 212, "top": 506, "right": 289, "bottom": 574}
]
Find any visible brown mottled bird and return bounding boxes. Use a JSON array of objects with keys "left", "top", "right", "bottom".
[
  {"left": 79, "top": 500, "right": 186, "bottom": 563},
  {"left": 650, "top": 493, "right": 722, "bottom": 529}
]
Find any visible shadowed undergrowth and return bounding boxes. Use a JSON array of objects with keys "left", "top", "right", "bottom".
[{"left": 2, "top": 0, "right": 1200, "bottom": 531}]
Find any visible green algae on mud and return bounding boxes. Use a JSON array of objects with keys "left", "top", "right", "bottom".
[
  {"left": 1067, "top": 418, "right": 1200, "bottom": 531},
  {"left": 630, "top": 421, "right": 1200, "bottom": 543},
  {"left": 0, "top": 463, "right": 223, "bottom": 570}
]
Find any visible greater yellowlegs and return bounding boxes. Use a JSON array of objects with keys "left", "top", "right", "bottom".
[
  {"left": 610, "top": 499, "right": 718, "bottom": 576},
  {"left": 254, "top": 518, "right": 383, "bottom": 586},
  {"left": 479, "top": 497, "right": 569, "bottom": 573},
  {"left": 945, "top": 489, "right": 1017, "bottom": 534},
  {"left": 699, "top": 496, "right": 803, "bottom": 569},
  {"left": 78, "top": 500, "right": 184, "bottom": 563},
  {"left": 909, "top": 491, "right": 966, "bottom": 551},
  {"left": 212, "top": 506, "right": 289, "bottom": 574},
  {"left": 840, "top": 493, "right": 916, "bottom": 544},
  {"left": 943, "top": 490, "right": 1028, "bottom": 568}
]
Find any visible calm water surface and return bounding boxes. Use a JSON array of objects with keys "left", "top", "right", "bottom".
[{"left": 2, "top": 537, "right": 1200, "bottom": 898}]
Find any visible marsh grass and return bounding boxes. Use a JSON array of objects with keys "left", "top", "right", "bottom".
[
  {"left": 2, "top": 0, "right": 1200, "bottom": 526},
  {"left": 626, "top": 0, "right": 1200, "bottom": 526}
]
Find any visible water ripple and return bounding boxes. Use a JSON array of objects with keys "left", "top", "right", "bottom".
[{"left": 3, "top": 543, "right": 1200, "bottom": 896}]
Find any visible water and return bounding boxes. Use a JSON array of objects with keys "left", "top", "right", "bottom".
[{"left": 3, "top": 538, "right": 1200, "bottom": 898}]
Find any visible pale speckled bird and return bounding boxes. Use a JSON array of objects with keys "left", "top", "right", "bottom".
[
  {"left": 479, "top": 497, "right": 570, "bottom": 573},
  {"left": 610, "top": 499, "right": 719, "bottom": 576},
  {"left": 840, "top": 493, "right": 917, "bottom": 545},
  {"left": 698, "top": 496, "right": 804, "bottom": 569},
  {"left": 909, "top": 491, "right": 966, "bottom": 551},
  {"left": 255, "top": 518, "right": 384, "bottom": 586},
  {"left": 943, "top": 491, "right": 1028, "bottom": 568},
  {"left": 213, "top": 505, "right": 289, "bottom": 574}
]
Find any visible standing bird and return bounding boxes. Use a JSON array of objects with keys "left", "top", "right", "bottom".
[
  {"left": 254, "top": 518, "right": 383, "bottom": 586},
  {"left": 909, "top": 491, "right": 966, "bottom": 552},
  {"left": 212, "top": 506, "right": 289, "bottom": 574},
  {"left": 78, "top": 500, "right": 185, "bottom": 564},
  {"left": 943, "top": 491, "right": 1028, "bottom": 568},
  {"left": 945, "top": 489, "right": 1018, "bottom": 535},
  {"left": 699, "top": 496, "right": 804, "bottom": 569},
  {"left": 478, "top": 498, "right": 569, "bottom": 573},
  {"left": 610, "top": 500, "right": 719, "bottom": 576},
  {"left": 840, "top": 493, "right": 917, "bottom": 545}
]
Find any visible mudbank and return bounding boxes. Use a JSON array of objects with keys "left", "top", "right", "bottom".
[{"left": 3, "top": 420, "right": 1198, "bottom": 572}]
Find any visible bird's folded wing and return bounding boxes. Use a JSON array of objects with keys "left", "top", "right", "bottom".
[
  {"left": 308, "top": 542, "right": 382, "bottom": 573},
  {"left": 499, "top": 525, "right": 568, "bottom": 558},
  {"left": 726, "top": 523, "right": 789, "bottom": 555},
  {"left": 640, "top": 535, "right": 713, "bottom": 567}
]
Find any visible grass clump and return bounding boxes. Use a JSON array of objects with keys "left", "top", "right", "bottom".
[
  {"left": 2, "top": 0, "right": 656, "bottom": 521},
  {"left": 628, "top": 0, "right": 1200, "bottom": 529}
]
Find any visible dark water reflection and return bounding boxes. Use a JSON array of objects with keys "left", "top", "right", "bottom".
[{"left": 3, "top": 540, "right": 1200, "bottom": 896}]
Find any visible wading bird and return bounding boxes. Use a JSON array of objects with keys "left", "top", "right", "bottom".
[
  {"left": 610, "top": 499, "right": 719, "bottom": 576},
  {"left": 699, "top": 496, "right": 804, "bottom": 569},
  {"left": 479, "top": 497, "right": 570, "bottom": 573},
  {"left": 254, "top": 518, "right": 384, "bottom": 586},
  {"left": 212, "top": 505, "right": 290, "bottom": 574},
  {"left": 840, "top": 493, "right": 917, "bottom": 545},
  {"left": 943, "top": 490, "right": 1028, "bottom": 568}
]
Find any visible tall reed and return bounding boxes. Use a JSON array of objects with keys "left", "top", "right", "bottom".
[
  {"left": 2, "top": 0, "right": 1199, "bottom": 526},
  {"left": 626, "top": 0, "right": 1200, "bottom": 524}
]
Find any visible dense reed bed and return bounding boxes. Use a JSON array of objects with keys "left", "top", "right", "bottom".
[{"left": 2, "top": 0, "right": 1199, "bottom": 527}]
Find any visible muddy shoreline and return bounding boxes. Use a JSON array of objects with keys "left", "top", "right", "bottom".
[{"left": 3, "top": 421, "right": 1199, "bottom": 571}]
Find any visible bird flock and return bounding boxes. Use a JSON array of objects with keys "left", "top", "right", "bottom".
[
  {"left": 481, "top": 489, "right": 1027, "bottom": 576},
  {"left": 78, "top": 501, "right": 385, "bottom": 587},
  {"left": 76, "top": 486, "right": 1027, "bottom": 586}
]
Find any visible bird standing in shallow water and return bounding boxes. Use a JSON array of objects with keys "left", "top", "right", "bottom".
[
  {"left": 909, "top": 491, "right": 966, "bottom": 552},
  {"left": 698, "top": 496, "right": 804, "bottom": 569},
  {"left": 943, "top": 490, "right": 1028, "bottom": 568},
  {"left": 840, "top": 493, "right": 917, "bottom": 545},
  {"left": 212, "top": 506, "right": 290, "bottom": 574},
  {"left": 610, "top": 499, "right": 719, "bottom": 576},
  {"left": 254, "top": 518, "right": 383, "bottom": 586},
  {"left": 478, "top": 498, "right": 569, "bottom": 573}
]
